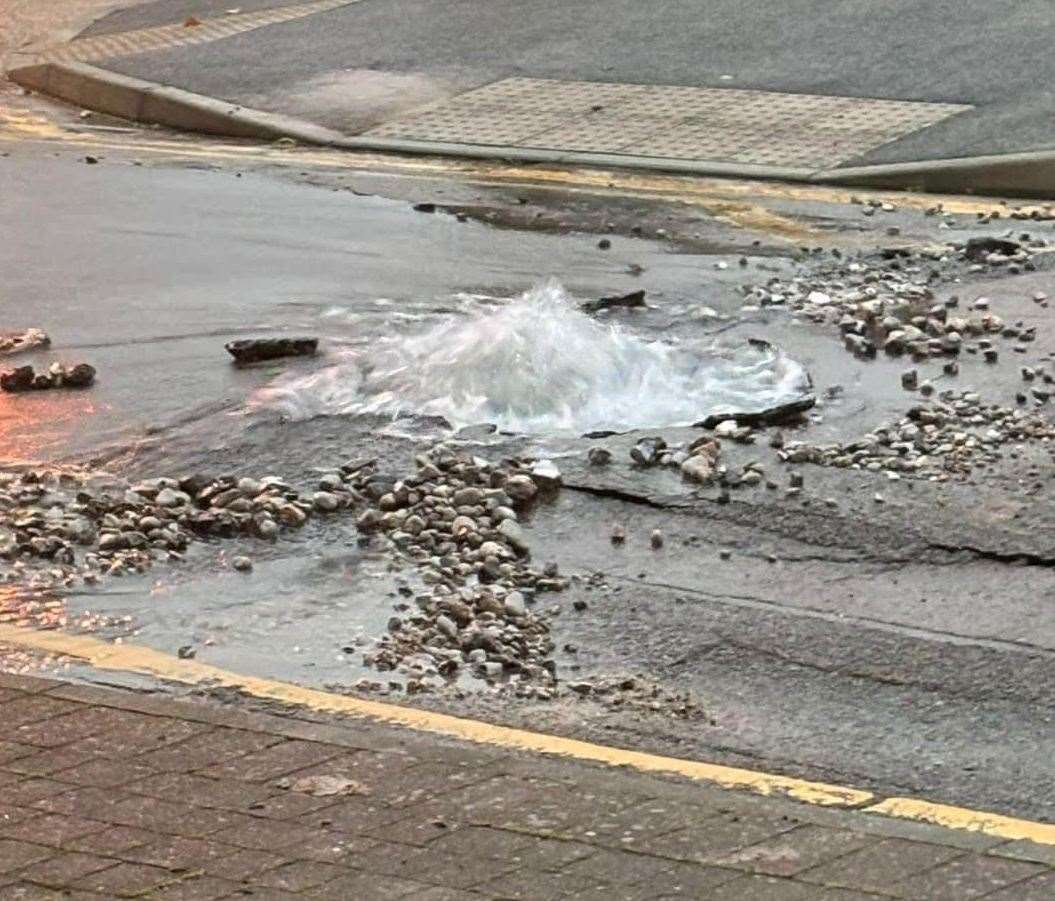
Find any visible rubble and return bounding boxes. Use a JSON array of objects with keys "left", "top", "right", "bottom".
[
  {"left": 225, "top": 337, "right": 318, "bottom": 364},
  {"left": 780, "top": 391, "right": 1055, "bottom": 481},
  {"left": 0, "top": 466, "right": 349, "bottom": 588},
  {"left": 0, "top": 363, "right": 95, "bottom": 392},
  {"left": 742, "top": 237, "right": 1044, "bottom": 361},
  {"left": 0, "top": 329, "right": 50, "bottom": 356},
  {"left": 580, "top": 289, "right": 646, "bottom": 314},
  {"left": 346, "top": 445, "right": 570, "bottom": 692}
]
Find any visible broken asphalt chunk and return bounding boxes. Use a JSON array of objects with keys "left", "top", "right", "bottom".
[
  {"left": 580, "top": 289, "right": 646, "bottom": 314},
  {"left": 225, "top": 336, "right": 318, "bottom": 364}
]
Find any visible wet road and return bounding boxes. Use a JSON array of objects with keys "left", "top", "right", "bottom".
[{"left": 3, "top": 130, "right": 1055, "bottom": 821}]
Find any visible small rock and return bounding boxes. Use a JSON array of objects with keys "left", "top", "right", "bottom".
[
  {"left": 279, "top": 505, "right": 308, "bottom": 527},
  {"left": 435, "top": 614, "right": 459, "bottom": 640},
  {"left": 901, "top": 369, "right": 919, "bottom": 390},
  {"left": 232, "top": 556, "right": 253, "bottom": 572},
  {"left": 503, "top": 592, "right": 527, "bottom": 617},
  {"left": 530, "top": 461, "right": 562, "bottom": 491},
  {"left": 650, "top": 529, "right": 664, "bottom": 549},
  {"left": 680, "top": 454, "right": 715, "bottom": 484},
  {"left": 155, "top": 488, "right": 189, "bottom": 508},
  {"left": 504, "top": 474, "right": 538, "bottom": 503},
  {"left": 587, "top": 447, "right": 612, "bottom": 466},
  {"left": 631, "top": 436, "right": 666, "bottom": 467},
  {"left": 610, "top": 525, "right": 626, "bottom": 544},
  {"left": 289, "top": 775, "right": 368, "bottom": 797},
  {"left": 497, "top": 518, "right": 531, "bottom": 555},
  {"left": 312, "top": 491, "right": 340, "bottom": 512}
]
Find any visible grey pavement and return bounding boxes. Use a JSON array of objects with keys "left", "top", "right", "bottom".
[
  {"left": 68, "top": 0, "right": 1055, "bottom": 165},
  {"left": 0, "top": 671, "right": 1053, "bottom": 900}
]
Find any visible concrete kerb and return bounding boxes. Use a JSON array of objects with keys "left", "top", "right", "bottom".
[
  {"left": 9, "top": 58, "right": 1055, "bottom": 199},
  {"left": 6, "top": 60, "right": 349, "bottom": 145},
  {"left": 813, "top": 151, "right": 1055, "bottom": 200}
]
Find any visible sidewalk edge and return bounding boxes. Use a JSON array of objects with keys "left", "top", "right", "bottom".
[
  {"left": 2, "top": 625, "right": 1052, "bottom": 845},
  {"left": 6, "top": 60, "right": 348, "bottom": 145},
  {"left": 10, "top": 59, "right": 1055, "bottom": 198},
  {"left": 813, "top": 150, "right": 1055, "bottom": 200},
  {"left": 0, "top": 623, "right": 869, "bottom": 809}
]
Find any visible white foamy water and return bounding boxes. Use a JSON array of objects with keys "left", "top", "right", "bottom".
[{"left": 255, "top": 282, "right": 812, "bottom": 435}]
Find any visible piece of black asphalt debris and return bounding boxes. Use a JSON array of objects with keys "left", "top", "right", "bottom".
[
  {"left": 694, "top": 396, "right": 817, "bottom": 429},
  {"left": 580, "top": 289, "right": 647, "bottom": 314},
  {"left": 963, "top": 236, "right": 1022, "bottom": 262},
  {"left": 225, "top": 337, "right": 318, "bottom": 365}
]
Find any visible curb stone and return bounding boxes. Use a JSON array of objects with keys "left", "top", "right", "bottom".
[
  {"left": 7, "top": 60, "right": 349, "bottom": 144},
  {"left": 9, "top": 58, "right": 1055, "bottom": 199}
]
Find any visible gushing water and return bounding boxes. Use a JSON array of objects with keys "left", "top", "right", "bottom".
[{"left": 256, "top": 282, "right": 812, "bottom": 434}]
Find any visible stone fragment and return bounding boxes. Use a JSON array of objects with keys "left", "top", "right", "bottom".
[{"left": 225, "top": 337, "right": 318, "bottom": 364}]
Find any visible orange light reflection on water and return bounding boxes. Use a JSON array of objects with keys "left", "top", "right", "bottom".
[
  {"left": 0, "top": 585, "right": 68, "bottom": 630},
  {"left": 0, "top": 390, "right": 107, "bottom": 463}
]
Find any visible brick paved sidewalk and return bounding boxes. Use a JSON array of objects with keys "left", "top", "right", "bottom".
[{"left": 0, "top": 674, "right": 1052, "bottom": 900}]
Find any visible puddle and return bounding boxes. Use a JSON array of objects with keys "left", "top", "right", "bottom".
[{"left": 255, "top": 281, "right": 813, "bottom": 435}]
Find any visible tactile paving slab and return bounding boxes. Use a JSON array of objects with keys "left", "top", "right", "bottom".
[
  {"left": 26, "top": 0, "right": 360, "bottom": 65},
  {"left": 366, "top": 78, "right": 972, "bottom": 169}
]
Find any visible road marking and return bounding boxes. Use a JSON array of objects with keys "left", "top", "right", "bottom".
[
  {"left": 4, "top": 626, "right": 1055, "bottom": 841},
  {"left": 20, "top": 0, "right": 362, "bottom": 65},
  {"left": 0, "top": 623, "right": 868, "bottom": 807},
  {"left": 866, "top": 798, "right": 1055, "bottom": 846},
  {"left": 5, "top": 622, "right": 1055, "bottom": 844}
]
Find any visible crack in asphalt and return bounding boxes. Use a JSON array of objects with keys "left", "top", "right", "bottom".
[
  {"left": 565, "top": 482, "right": 1055, "bottom": 569},
  {"left": 706, "top": 634, "right": 1051, "bottom": 704},
  {"left": 563, "top": 481, "right": 694, "bottom": 510},
  {"left": 603, "top": 574, "right": 1055, "bottom": 658},
  {"left": 925, "top": 541, "right": 1055, "bottom": 568}
]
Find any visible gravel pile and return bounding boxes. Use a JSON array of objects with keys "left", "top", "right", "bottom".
[
  {"left": 781, "top": 391, "right": 1055, "bottom": 481},
  {"left": 0, "top": 467, "right": 353, "bottom": 589},
  {"left": 346, "top": 446, "right": 570, "bottom": 696},
  {"left": 744, "top": 238, "right": 1044, "bottom": 360}
]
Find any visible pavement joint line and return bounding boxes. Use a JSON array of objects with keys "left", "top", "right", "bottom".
[
  {"left": 18, "top": 0, "right": 364, "bottom": 66},
  {"left": 2, "top": 624, "right": 1055, "bottom": 846}
]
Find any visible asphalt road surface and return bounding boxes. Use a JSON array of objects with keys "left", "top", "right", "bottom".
[
  {"left": 79, "top": 0, "right": 1055, "bottom": 163},
  {"left": 3, "top": 117, "right": 1055, "bottom": 822}
]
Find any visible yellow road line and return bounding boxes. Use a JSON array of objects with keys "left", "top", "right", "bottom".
[
  {"left": 0, "top": 623, "right": 867, "bottom": 807},
  {"left": 866, "top": 798, "right": 1055, "bottom": 846},
  {"left": 4, "top": 624, "right": 1054, "bottom": 844}
]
